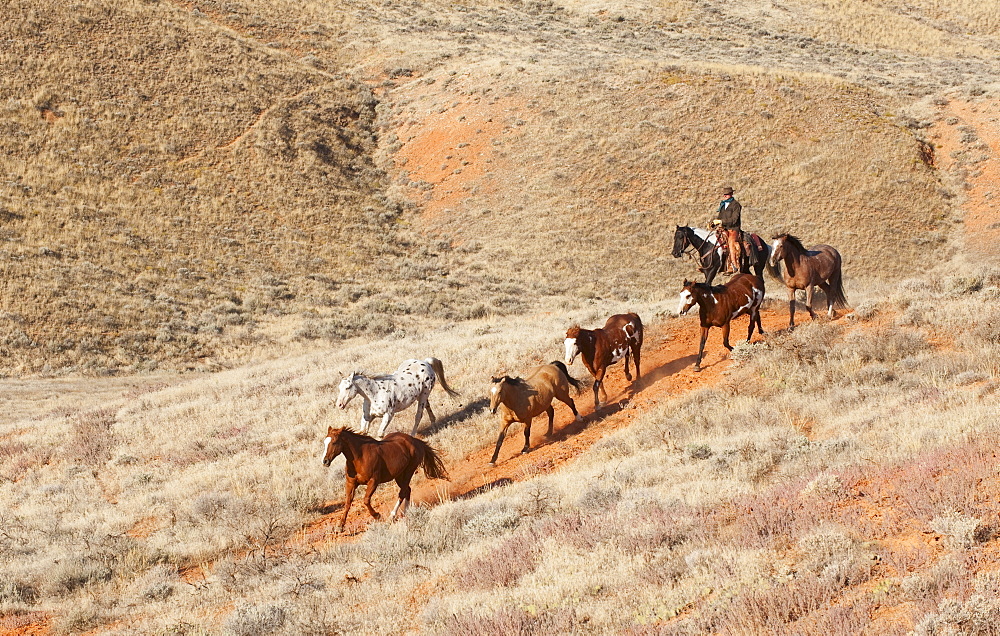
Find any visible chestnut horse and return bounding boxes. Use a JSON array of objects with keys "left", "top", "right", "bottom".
[
  {"left": 678, "top": 273, "right": 764, "bottom": 371},
  {"left": 565, "top": 313, "right": 643, "bottom": 408},
  {"left": 767, "top": 234, "right": 848, "bottom": 329},
  {"left": 322, "top": 426, "right": 448, "bottom": 532},
  {"left": 488, "top": 361, "right": 582, "bottom": 466}
]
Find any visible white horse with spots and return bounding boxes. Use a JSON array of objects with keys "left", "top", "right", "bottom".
[{"left": 336, "top": 358, "right": 459, "bottom": 438}]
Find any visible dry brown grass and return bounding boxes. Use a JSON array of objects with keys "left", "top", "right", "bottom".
[
  {"left": 2, "top": 0, "right": 998, "bottom": 376},
  {"left": 3, "top": 0, "right": 1000, "bottom": 632}
]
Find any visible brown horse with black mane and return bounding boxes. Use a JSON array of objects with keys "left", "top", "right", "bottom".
[
  {"left": 767, "top": 234, "right": 848, "bottom": 329},
  {"left": 322, "top": 427, "right": 448, "bottom": 532},
  {"left": 678, "top": 273, "right": 764, "bottom": 371},
  {"left": 488, "top": 361, "right": 582, "bottom": 466},
  {"left": 565, "top": 313, "right": 643, "bottom": 408}
]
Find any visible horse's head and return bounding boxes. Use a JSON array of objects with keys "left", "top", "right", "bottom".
[
  {"left": 336, "top": 374, "right": 359, "bottom": 409},
  {"left": 769, "top": 234, "right": 787, "bottom": 267},
  {"left": 322, "top": 426, "right": 345, "bottom": 467},
  {"left": 564, "top": 326, "right": 582, "bottom": 365},
  {"left": 672, "top": 225, "right": 688, "bottom": 258},
  {"left": 677, "top": 279, "right": 698, "bottom": 316},
  {"left": 489, "top": 376, "right": 510, "bottom": 414}
]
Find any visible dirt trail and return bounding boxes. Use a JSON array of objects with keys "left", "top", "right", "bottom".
[{"left": 298, "top": 307, "right": 799, "bottom": 542}]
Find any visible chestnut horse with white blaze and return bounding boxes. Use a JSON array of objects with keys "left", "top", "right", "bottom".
[
  {"left": 678, "top": 273, "right": 764, "bottom": 372},
  {"left": 565, "top": 313, "right": 643, "bottom": 408},
  {"left": 767, "top": 234, "right": 848, "bottom": 329},
  {"left": 488, "top": 361, "right": 582, "bottom": 466},
  {"left": 322, "top": 427, "right": 448, "bottom": 532}
]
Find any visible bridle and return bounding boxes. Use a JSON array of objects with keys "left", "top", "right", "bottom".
[{"left": 677, "top": 227, "right": 718, "bottom": 271}]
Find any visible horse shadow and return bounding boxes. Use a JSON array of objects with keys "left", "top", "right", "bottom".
[
  {"left": 419, "top": 397, "right": 489, "bottom": 437},
  {"left": 633, "top": 355, "right": 699, "bottom": 392}
]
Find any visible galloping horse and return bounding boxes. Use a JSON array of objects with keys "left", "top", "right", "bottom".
[
  {"left": 488, "top": 361, "right": 582, "bottom": 466},
  {"left": 767, "top": 234, "right": 848, "bottom": 329},
  {"left": 673, "top": 225, "right": 772, "bottom": 289},
  {"left": 336, "top": 358, "right": 458, "bottom": 438},
  {"left": 565, "top": 313, "right": 643, "bottom": 408},
  {"left": 678, "top": 274, "right": 765, "bottom": 371},
  {"left": 322, "top": 426, "right": 448, "bottom": 532}
]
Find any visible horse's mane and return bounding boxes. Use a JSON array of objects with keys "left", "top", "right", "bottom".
[
  {"left": 566, "top": 325, "right": 581, "bottom": 338},
  {"left": 332, "top": 426, "right": 377, "bottom": 442},
  {"left": 779, "top": 234, "right": 807, "bottom": 254}
]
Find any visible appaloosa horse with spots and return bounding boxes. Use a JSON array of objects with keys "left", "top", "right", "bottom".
[
  {"left": 767, "top": 234, "right": 848, "bottom": 329},
  {"left": 488, "top": 361, "right": 582, "bottom": 466},
  {"left": 336, "top": 358, "right": 458, "bottom": 439},
  {"left": 678, "top": 274, "right": 764, "bottom": 371},
  {"left": 565, "top": 313, "right": 643, "bottom": 408},
  {"left": 322, "top": 427, "right": 448, "bottom": 532}
]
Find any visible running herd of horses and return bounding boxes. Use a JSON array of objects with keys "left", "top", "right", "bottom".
[{"left": 321, "top": 230, "right": 849, "bottom": 532}]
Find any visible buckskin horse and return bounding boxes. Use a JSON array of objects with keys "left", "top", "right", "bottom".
[
  {"left": 767, "top": 234, "right": 848, "bottom": 329},
  {"left": 565, "top": 313, "right": 643, "bottom": 409},
  {"left": 336, "top": 358, "right": 459, "bottom": 438},
  {"left": 673, "top": 225, "right": 772, "bottom": 290},
  {"left": 678, "top": 274, "right": 765, "bottom": 371},
  {"left": 322, "top": 426, "right": 449, "bottom": 532},
  {"left": 488, "top": 361, "right": 582, "bottom": 466}
]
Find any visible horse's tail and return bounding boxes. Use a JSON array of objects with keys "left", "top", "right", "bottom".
[
  {"left": 827, "top": 262, "right": 849, "bottom": 310},
  {"left": 426, "top": 358, "right": 460, "bottom": 397},
  {"left": 550, "top": 360, "right": 583, "bottom": 394},
  {"left": 418, "top": 441, "right": 449, "bottom": 481}
]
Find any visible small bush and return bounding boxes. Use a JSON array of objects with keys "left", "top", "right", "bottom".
[
  {"left": 929, "top": 511, "right": 983, "bottom": 549},
  {"left": 223, "top": 604, "right": 287, "bottom": 636}
]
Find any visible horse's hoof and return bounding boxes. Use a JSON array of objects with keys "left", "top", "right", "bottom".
[
  {"left": 336, "top": 525, "right": 346, "bottom": 533},
  {"left": 521, "top": 448, "right": 531, "bottom": 455},
  {"left": 693, "top": 366, "right": 702, "bottom": 373},
  {"left": 488, "top": 461, "right": 496, "bottom": 467}
]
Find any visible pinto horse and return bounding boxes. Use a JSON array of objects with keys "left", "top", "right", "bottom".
[
  {"left": 565, "top": 313, "right": 643, "bottom": 408},
  {"left": 488, "top": 361, "right": 582, "bottom": 466},
  {"left": 673, "top": 225, "right": 772, "bottom": 289},
  {"left": 336, "top": 358, "right": 458, "bottom": 439},
  {"left": 322, "top": 426, "right": 448, "bottom": 532},
  {"left": 767, "top": 234, "right": 848, "bottom": 329},
  {"left": 678, "top": 274, "right": 764, "bottom": 371}
]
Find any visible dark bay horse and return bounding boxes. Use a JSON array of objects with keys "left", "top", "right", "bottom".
[
  {"left": 322, "top": 427, "right": 448, "bottom": 532},
  {"left": 565, "top": 313, "right": 643, "bottom": 408},
  {"left": 767, "top": 234, "right": 848, "bottom": 329},
  {"left": 488, "top": 361, "right": 582, "bottom": 466},
  {"left": 678, "top": 274, "right": 765, "bottom": 371},
  {"left": 673, "top": 225, "right": 771, "bottom": 289}
]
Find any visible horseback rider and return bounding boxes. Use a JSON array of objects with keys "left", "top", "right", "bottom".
[{"left": 709, "top": 186, "right": 743, "bottom": 275}]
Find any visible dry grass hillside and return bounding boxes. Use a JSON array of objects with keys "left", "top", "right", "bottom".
[
  {"left": 4, "top": 0, "right": 998, "bottom": 375},
  {"left": 4, "top": 0, "right": 1000, "bottom": 634}
]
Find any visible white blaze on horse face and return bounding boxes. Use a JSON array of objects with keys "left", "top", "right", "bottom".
[
  {"left": 564, "top": 338, "right": 579, "bottom": 365},
  {"left": 322, "top": 436, "right": 332, "bottom": 462},
  {"left": 769, "top": 237, "right": 783, "bottom": 266},
  {"left": 677, "top": 289, "right": 695, "bottom": 315}
]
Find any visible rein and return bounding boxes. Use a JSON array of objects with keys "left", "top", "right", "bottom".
[{"left": 681, "top": 229, "right": 717, "bottom": 272}]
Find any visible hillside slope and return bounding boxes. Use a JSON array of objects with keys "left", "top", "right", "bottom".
[{"left": 3, "top": 0, "right": 998, "bottom": 375}]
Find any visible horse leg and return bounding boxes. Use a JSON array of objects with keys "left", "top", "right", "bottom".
[
  {"left": 376, "top": 412, "right": 393, "bottom": 439},
  {"left": 787, "top": 288, "right": 797, "bottom": 330},
  {"left": 522, "top": 415, "right": 535, "bottom": 454},
  {"left": 623, "top": 348, "right": 633, "bottom": 382},
  {"left": 818, "top": 281, "right": 835, "bottom": 318},
  {"left": 338, "top": 476, "right": 358, "bottom": 532},
  {"left": 633, "top": 343, "right": 641, "bottom": 379},
  {"left": 747, "top": 311, "right": 756, "bottom": 342},
  {"left": 557, "top": 390, "right": 581, "bottom": 422},
  {"left": 489, "top": 422, "right": 513, "bottom": 466},
  {"left": 362, "top": 478, "right": 381, "bottom": 521},
  {"left": 597, "top": 368, "right": 609, "bottom": 405},
  {"left": 805, "top": 286, "right": 817, "bottom": 320},
  {"left": 722, "top": 322, "right": 733, "bottom": 350},
  {"left": 360, "top": 400, "right": 373, "bottom": 435},
  {"left": 411, "top": 401, "right": 424, "bottom": 437},
  {"left": 695, "top": 327, "right": 710, "bottom": 371},
  {"left": 592, "top": 374, "right": 602, "bottom": 409},
  {"left": 424, "top": 400, "right": 436, "bottom": 424},
  {"left": 391, "top": 476, "right": 414, "bottom": 521},
  {"left": 545, "top": 406, "right": 555, "bottom": 437}
]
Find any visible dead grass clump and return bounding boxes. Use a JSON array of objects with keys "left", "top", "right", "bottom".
[
  {"left": 223, "top": 604, "right": 287, "bottom": 636},
  {"left": 913, "top": 595, "right": 1000, "bottom": 636},
  {"left": 66, "top": 407, "right": 117, "bottom": 466},
  {"left": 929, "top": 511, "right": 985, "bottom": 550},
  {"left": 451, "top": 528, "right": 543, "bottom": 589},
  {"left": 436, "top": 605, "right": 579, "bottom": 636}
]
